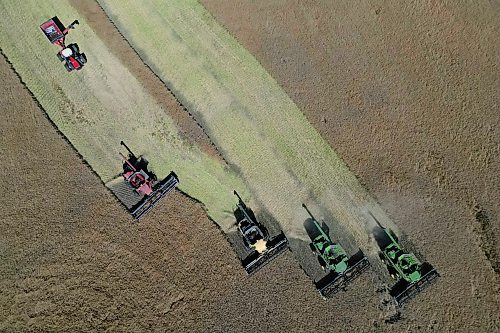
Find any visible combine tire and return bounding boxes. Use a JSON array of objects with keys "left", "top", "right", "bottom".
[
  {"left": 387, "top": 266, "right": 398, "bottom": 279},
  {"left": 318, "top": 256, "right": 326, "bottom": 270},
  {"left": 309, "top": 243, "right": 316, "bottom": 254}
]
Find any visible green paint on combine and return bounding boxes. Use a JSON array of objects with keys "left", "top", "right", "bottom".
[
  {"left": 380, "top": 227, "right": 423, "bottom": 283},
  {"left": 371, "top": 212, "right": 439, "bottom": 305},
  {"left": 309, "top": 214, "right": 349, "bottom": 274},
  {"left": 303, "top": 204, "right": 370, "bottom": 299}
]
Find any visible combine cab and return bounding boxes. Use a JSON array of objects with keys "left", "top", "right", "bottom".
[
  {"left": 303, "top": 204, "right": 370, "bottom": 298},
  {"left": 370, "top": 213, "right": 439, "bottom": 305},
  {"left": 40, "top": 16, "right": 87, "bottom": 71},
  {"left": 119, "top": 141, "right": 178, "bottom": 220},
  {"left": 234, "top": 191, "right": 289, "bottom": 274}
]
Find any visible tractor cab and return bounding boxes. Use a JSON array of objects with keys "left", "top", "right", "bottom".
[
  {"left": 236, "top": 207, "right": 266, "bottom": 249},
  {"left": 129, "top": 171, "right": 153, "bottom": 196},
  {"left": 61, "top": 47, "right": 73, "bottom": 58},
  {"left": 233, "top": 191, "right": 270, "bottom": 253},
  {"left": 58, "top": 43, "right": 86, "bottom": 72},
  {"left": 320, "top": 242, "right": 349, "bottom": 273},
  {"left": 241, "top": 223, "right": 264, "bottom": 245}
]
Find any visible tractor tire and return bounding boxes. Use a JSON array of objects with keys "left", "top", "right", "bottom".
[
  {"left": 79, "top": 53, "right": 87, "bottom": 64},
  {"left": 69, "top": 43, "right": 80, "bottom": 53},
  {"left": 64, "top": 62, "right": 72, "bottom": 72},
  {"left": 57, "top": 53, "right": 64, "bottom": 61}
]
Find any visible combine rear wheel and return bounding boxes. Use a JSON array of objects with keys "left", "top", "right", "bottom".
[
  {"left": 387, "top": 266, "right": 398, "bottom": 280},
  {"left": 309, "top": 243, "right": 316, "bottom": 254}
]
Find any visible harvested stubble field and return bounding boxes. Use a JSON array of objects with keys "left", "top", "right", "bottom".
[
  {"left": 1, "top": 0, "right": 499, "bottom": 332},
  {"left": 0, "top": 0, "right": 249, "bottom": 227}
]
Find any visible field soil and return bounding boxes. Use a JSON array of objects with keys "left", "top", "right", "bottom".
[
  {"left": 200, "top": 0, "right": 499, "bottom": 331},
  {"left": 1, "top": 0, "right": 499, "bottom": 332}
]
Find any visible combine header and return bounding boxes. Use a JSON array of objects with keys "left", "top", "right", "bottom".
[
  {"left": 370, "top": 213, "right": 439, "bottom": 305},
  {"left": 303, "top": 204, "right": 370, "bottom": 299},
  {"left": 119, "top": 141, "right": 178, "bottom": 220},
  {"left": 233, "top": 191, "right": 289, "bottom": 274},
  {"left": 40, "top": 16, "right": 87, "bottom": 71}
]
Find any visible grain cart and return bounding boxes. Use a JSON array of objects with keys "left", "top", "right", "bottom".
[
  {"left": 120, "top": 141, "right": 178, "bottom": 219},
  {"left": 234, "top": 191, "right": 289, "bottom": 274},
  {"left": 303, "top": 204, "right": 370, "bottom": 298},
  {"left": 370, "top": 213, "right": 439, "bottom": 305},
  {"left": 40, "top": 16, "right": 87, "bottom": 71}
]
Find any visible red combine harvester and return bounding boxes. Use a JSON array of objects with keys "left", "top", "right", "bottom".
[
  {"left": 40, "top": 16, "right": 87, "bottom": 72},
  {"left": 119, "top": 141, "right": 179, "bottom": 220}
]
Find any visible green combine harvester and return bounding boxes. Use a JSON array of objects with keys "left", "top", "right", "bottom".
[
  {"left": 302, "top": 204, "right": 370, "bottom": 298},
  {"left": 370, "top": 212, "right": 439, "bottom": 305}
]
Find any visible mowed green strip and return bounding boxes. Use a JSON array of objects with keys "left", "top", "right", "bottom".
[
  {"left": 0, "top": 0, "right": 249, "bottom": 227},
  {"left": 98, "top": 0, "right": 398, "bottom": 245}
]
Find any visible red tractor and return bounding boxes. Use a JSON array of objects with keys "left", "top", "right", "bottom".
[{"left": 40, "top": 16, "right": 87, "bottom": 72}]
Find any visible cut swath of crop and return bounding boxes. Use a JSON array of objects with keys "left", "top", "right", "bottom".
[
  {"left": 0, "top": 0, "right": 250, "bottom": 228},
  {"left": 97, "top": 0, "right": 399, "bottom": 252}
]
